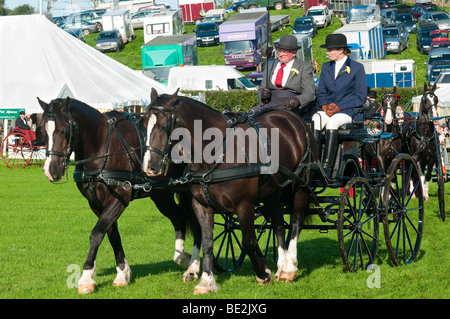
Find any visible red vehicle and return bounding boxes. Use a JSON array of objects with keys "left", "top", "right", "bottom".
[
  {"left": 431, "top": 29, "right": 449, "bottom": 42},
  {"left": 179, "top": 0, "right": 215, "bottom": 24},
  {"left": 411, "top": 3, "right": 440, "bottom": 20},
  {"left": 303, "top": 0, "right": 329, "bottom": 13}
]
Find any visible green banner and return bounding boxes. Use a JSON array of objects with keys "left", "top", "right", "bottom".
[{"left": 0, "top": 109, "right": 25, "bottom": 120}]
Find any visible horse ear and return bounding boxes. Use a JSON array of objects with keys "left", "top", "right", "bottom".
[
  {"left": 382, "top": 86, "right": 387, "bottom": 95},
  {"left": 423, "top": 82, "right": 428, "bottom": 92},
  {"left": 431, "top": 82, "right": 437, "bottom": 92},
  {"left": 37, "top": 97, "right": 48, "bottom": 111},
  {"left": 393, "top": 86, "right": 397, "bottom": 95},
  {"left": 167, "top": 88, "right": 180, "bottom": 108},
  {"left": 151, "top": 88, "right": 158, "bottom": 102}
]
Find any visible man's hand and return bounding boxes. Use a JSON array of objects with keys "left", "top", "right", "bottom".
[
  {"left": 261, "top": 88, "right": 272, "bottom": 101},
  {"left": 286, "top": 97, "right": 301, "bottom": 110}
]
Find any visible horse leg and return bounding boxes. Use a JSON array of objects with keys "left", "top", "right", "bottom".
[
  {"left": 278, "top": 189, "right": 308, "bottom": 282},
  {"left": 78, "top": 199, "right": 127, "bottom": 294},
  {"left": 191, "top": 199, "right": 219, "bottom": 294},
  {"left": 107, "top": 221, "right": 131, "bottom": 287},
  {"left": 151, "top": 192, "right": 191, "bottom": 268},
  {"left": 238, "top": 202, "right": 272, "bottom": 285}
]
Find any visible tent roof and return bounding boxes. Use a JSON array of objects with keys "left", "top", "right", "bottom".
[{"left": 0, "top": 14, "right": 173, "bottom": 114}]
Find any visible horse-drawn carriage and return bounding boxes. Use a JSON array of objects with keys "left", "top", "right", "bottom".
[
  {"left": 1, "top": 128, "right": 46, "bottom": 168},
  {"left": 36, "top": 84, "right": 446, "bottom": 294}
]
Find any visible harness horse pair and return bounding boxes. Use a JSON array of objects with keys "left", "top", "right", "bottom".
[{"left": 37, "top": 85, "right": 434, "bottom": 295}]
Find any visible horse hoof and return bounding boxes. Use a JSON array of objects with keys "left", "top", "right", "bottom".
[
  {"left": 256, "top": 274, "right": 273, "bottom": 286},
  {"left": 78, "top": 284, "right": 95, "bottom": 294},
  {"left": 277, "top": 271, "right": 297, "bottom": 282},
  {"left": 193, "top": 286, "right": 211, "bottom": 295},
  {"left": 183, "top": 273, "right": 198, "bottom": 283},
  {"left": 113, "top": 280, "right": 129, "bottom": 287}
]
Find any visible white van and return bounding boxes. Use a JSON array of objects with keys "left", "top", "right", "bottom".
[
  {"left": 143, "top": 9, "right": 184, "bottom": 44},
  {"left": 167, "top": 65, "right": 257, "bottom": 91}
]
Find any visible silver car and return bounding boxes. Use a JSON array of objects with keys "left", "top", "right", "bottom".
[
  {"left": 418, "top": 11, "right": 450, "bottom": 31},
  {"left": 131, "top": 10, "right": 153, "bottom": 29}
]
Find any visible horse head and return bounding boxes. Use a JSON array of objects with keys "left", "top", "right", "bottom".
[
  {"left": 381, "top": 86, "right": 399, "bottom": 125},
  {"left": 37, "top": 97, "right": 75, "bottom": 182},
  {"left": 142, "top": 88, "right": 180, "bottom": 177},
  {"left": 421, "top": 82, "right": 438, "bottom": 119}
]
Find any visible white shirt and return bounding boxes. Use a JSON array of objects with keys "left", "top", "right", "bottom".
[
  {"left": 334, "top": 56, "right": 348, "bottom": 79},
  {"left": 271, "top": 59, "right": 295, "bottom": 87}
]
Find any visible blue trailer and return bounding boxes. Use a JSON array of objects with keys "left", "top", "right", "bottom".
[
  {"left": 334, "top": 22, "right": 385, "bottom": 60},
  {"left": 361, "top": 59, "right": 415, "bottom": 88}
]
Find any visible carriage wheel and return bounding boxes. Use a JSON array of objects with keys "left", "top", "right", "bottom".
[
  {"left": 29, "top": 146, "right": 46, "bottom": 167},
  {"left": 434, "top": 140, "right": 445, "bottom": 222},
  {"left": 382, "top": 154, "right": 424, "bottom": 266},
  {"left": 1, "top": 132, "right": 33, "bottom": 168},
  {"left": 337, "top": 177, "right": 379, "bottom": 272},
  {"left": 213, "top": 213, "right": 245, "bottom": 272}
]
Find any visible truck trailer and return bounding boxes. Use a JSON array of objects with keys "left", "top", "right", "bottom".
[
  {"left": 101, "top": 10, "right": 135, "bottom": 43},
  {"left": 141, "top": 33, "right": 198, "bottom": 83},
  {"left": 334, "top": 21, "right": 385, "bottom": 60},
  {"left": 219, "top": 8, "right": 270, "bottom": 70}
]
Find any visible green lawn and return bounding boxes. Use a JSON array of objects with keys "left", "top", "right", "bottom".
[{"left": 0, "top": 163, "right": 448, "bottom": 299}]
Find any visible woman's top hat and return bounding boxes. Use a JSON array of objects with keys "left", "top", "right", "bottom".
[{"left": 320, "top": 33, "right": 349, "bottom": 49}]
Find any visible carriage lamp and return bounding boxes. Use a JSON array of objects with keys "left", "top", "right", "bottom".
[{"left": 367, "top": 120, "right": 383, "bottom": 136}]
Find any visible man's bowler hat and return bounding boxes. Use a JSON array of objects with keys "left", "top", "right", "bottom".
[{"left": 275, "top": 34, "right": 300, "bottom": 50}]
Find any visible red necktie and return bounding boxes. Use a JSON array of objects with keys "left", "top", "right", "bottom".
[{"left": 274, "top": 63, "right": 286, "bottom": 89}]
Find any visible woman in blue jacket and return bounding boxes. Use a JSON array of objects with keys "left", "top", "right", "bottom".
[{"left": 313, "top": 33, "right": 367, "bottom": 177}]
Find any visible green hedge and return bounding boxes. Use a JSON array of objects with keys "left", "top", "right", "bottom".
[{"left": 182, "top": 87, "right": 427, "bottom": 113}]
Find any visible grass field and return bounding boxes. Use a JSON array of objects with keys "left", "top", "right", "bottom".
[{"left": 0, "top": 162, "right": 448, "bottom": 300}]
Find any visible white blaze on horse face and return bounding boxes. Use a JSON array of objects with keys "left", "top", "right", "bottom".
[
  {"left": 385, "top": 99, "right": 393, "bottom": 125},
  {"left": 143, "top": 114, "right": 157, "bottom": 173},
  {"left": 428, "top": 95, "right": 438, "bottom": 118},
  {"left": 43, "top": 120, "right": 55, "bottom": 181}
]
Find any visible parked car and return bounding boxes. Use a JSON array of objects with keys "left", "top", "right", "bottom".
[
  {"left": 429, "top": 60, "right": 450, "bottom": 85},
  {"left": 131, "top": 10, "right": 154, "bottom": 29},
  {"left": 95, "top": 29, "right": 124, "bottom": 52},
  {"left": 195, "top": 22, "right": 219, "bottom": 47},
  {"left": 305, "top": 5, "right": 333, "bottom": 28},
  {"left": 65, "top": 29, "right": 86, "bottom": 42},
  {"left": 426, "top": 47, "right": 450, "bottom": 78},
  {"left": 245, "top": 72, "right": 263, "bottom": 87},
  {"left": 61, "top": 20, "right": 100, "bottom": 35},
  {"left": 434, "top": 70, "right": 450, "bottom": 87},
  {"left": 411, "top": 3, "right": 440, "bottom": 20},
  {"left": 380, "top": 8, "right": 398, "bottom": 25},
  {"left": 230, "top": 0, "right": 285, "bottom": 12},
  {"left": 65, "top": 10, "right": 105, "bottom": 31},
  {"left": 418, "top": 11, "right": 450, "bottom": 31},
  {"left": 431, "top": 29, "right": 450, "bottom": 50},
  {"left": 376, "top": 0, "right": 405, "bottom": 9},
  {"left": 292, "top": 17, "right": 317, "bottom": 38},
  {"left": 416, "top": 22, "right": 439, "bottom": 54},
  {"left": 228, "top": 0, "right": 249, "bottom": 12},
  {"left": 392, "top": 11, "right": 417, "bottom": 33},
  {"left": 383, "top": 22, "right": 409, "bottom": 54}
]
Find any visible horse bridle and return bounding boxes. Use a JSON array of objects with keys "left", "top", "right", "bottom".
[
  {"left": 46, "top": 105, "right": 76, "bottom": 172},
  {"left": 143, "top": 104, "right": 179, "bottom": 175}
]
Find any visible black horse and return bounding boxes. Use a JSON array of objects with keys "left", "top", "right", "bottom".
[
  {"left": 37, "top": 97, "right": 201, "bottom": 294},
  {"left": 141, "top": 88, "right": 318, "bottom": 294},
  {"left": 402, "top": 83, "right": 439, "bottom": 200}
]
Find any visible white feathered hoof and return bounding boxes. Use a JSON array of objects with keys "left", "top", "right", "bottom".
[
  {"left": 113, "top": 260, "right": 131, "bottom": 287},
  {"left": 193, "top": 273, "right": 219, "bottom": 294},
  {"left": 183, "top": 272, "right": 198, "bottom": 283},
  {"left": 78, "top": 283, "right": 95, "bottom": 294},
  {"left": 277, "top": 271, "right": 297, "bottom": 282}
]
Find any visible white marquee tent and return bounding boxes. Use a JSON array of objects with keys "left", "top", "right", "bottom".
[{"left": 0, "top": 14, "right": 174, "bottom": 114}]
